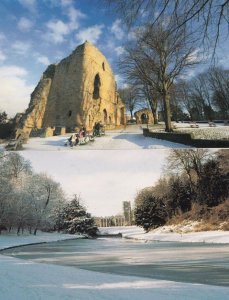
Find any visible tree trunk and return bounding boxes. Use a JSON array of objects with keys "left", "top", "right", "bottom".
[
  {"left": 163, "top": 93, "right": 172, "bottom": 132},
  {"left": 17, "top": 225, "right": 21, "bottom": 236},
  {"left": 33, "top": 228, "right": 38, "bottom": 235},
  {"left": 148, "top": 98, "right": 158, "bottom": 125},
  {"left": 152, "top": 110, "right": 158, "bottom": 124}
]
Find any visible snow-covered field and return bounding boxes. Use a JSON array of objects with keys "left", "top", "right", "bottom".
[
  {"left": 0, "top": 125, "right": 190, "bottom": 151},
  {"left": 1, "top": 229, "right": 229, "bottom": 300}
]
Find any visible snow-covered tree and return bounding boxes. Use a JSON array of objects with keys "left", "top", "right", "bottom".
[
  {"left": 61, "top": 195, "right": 98, "bottom": 237},
  {"left": 25, "top": 173, "right": 65, "bottom": 235}
]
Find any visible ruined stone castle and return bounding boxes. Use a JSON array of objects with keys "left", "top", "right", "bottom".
[{"left": 16, "top": 41, "right": 125, "bottom": 139}]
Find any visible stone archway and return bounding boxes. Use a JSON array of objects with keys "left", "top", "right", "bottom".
[{"left": 141, "top": 113, "right": 149, "bottom": 124}]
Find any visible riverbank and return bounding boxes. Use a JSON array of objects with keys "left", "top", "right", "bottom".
[
  {"left": 0, "top": 231, "right": 229, "bottom": 299},
  {"left": 98, "top": 225, "right": 229, "bottom": 244},
  {"left": 0, "top": 232, "right": 82, "bottom": 251}
]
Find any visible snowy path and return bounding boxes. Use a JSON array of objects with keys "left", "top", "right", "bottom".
[{"left": 20, "top": 125, "right": 190, "bottom": 151}]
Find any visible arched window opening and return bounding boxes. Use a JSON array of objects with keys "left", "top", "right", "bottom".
[
  {"left": 102, "top": 62, "right": 105, "bottom": 71},
  {"left": 68, "top": 110, "right": 72, "bottom": 117},
  {"left": 93, "top": 73, "right": 101, "bottom": 99},
  {"left": 103, "top": 109, "right": 108, "bottom": 124}
]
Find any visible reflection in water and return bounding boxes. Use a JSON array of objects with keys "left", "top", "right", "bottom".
[{"left": 2, "top": 238, "right": 229, "bottom": 286}]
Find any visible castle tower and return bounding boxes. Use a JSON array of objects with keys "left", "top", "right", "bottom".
[{"left": 16, "top": 41, "right": 125, "bottom": 139}]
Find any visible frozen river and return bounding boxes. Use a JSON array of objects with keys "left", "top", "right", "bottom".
[{"left": 2, "top": 237, "right": 229, "bottom": 287}]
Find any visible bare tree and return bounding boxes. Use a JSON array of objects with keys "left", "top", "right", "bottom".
[
  {"left": 118, "top": 86, "right": 142, "bottom": 119},
  {"left": 165, "top": 149, "right": 211, "bottom": 191},
  {"left": 121, "top": 19, "right": 199, "bottom": 131},
  {"left": 208, "top": 67, "right": 229, "bottom": 118},
  {"left": 140, "top": 83, "right": 159, "bottom": 124},
  {"left": 104, "top": 0, "right": 229, "bottom": 53},
  {"left": 174, "top": 67, "right": 229, "bottom": 120},
  {"left": 1, "top": 152, "right": 31, "bottom": 181}
]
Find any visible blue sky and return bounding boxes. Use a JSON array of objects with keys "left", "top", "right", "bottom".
[
  {"left": 0, "top": 0, "right": 229, "bottom": 117},
  {"left": 0, "top": 0, "right": 127, "bottom": 116}
]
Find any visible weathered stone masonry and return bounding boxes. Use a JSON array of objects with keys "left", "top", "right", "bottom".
[{"left": 16, "top": 41, "right": 125, "bottom": 139}]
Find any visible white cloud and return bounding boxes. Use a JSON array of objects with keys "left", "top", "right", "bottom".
[
  {"left": 186, "top": 49, "right": 200, "bottom": 63},
  {"left": 0, "top": 50, "right": 6, "bottom": 62},
  {"left": 44, "top": 4, "right": 85, "bottom": 44},
  {"left": 75, "top": 25, "right": 104, "bottom": 45},
  {"left": 60, "top": 0, "right": 73, "bottom": 6},
  {"left": 110, "top": 19, "right": 125, "bottom": 40},
  {"left": 67, "top": 7, "right": 86, "bottom": 30},
  {"left": 0, "top": 65, "right": 34, "bottom": 117},
  {"left": 12, "top": 40, "right": 31, "bottom": 55},
  {"left": 45, "top": 19, "right": 70, "bottom": 43},
  {"left": 18, "top": 0, "right": 37, "bottom": 12},
  {"left": 18, "top": 17, "right": 33, "bottom": 31},
  {"left": 36, "top": 55, "right": 50, "bottom": 66},
  {"left": 127, "top": 29, "right": 137, "bottom": 41},
  {"left": 114, "top": 46, "right": 125, "bottom": 56},
  {"left": 115, "top": 74, "right": 122, "bottom": 85}
]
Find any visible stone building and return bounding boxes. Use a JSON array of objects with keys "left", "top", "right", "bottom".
[
  {"left": 94, "top": 215, "right": 125, "bottom": 227},
  {"left": 123, "top": 201, "right": 133, "bottom": 226},
  {"left": 16, "top": 41, "right": 126, "bottom": 140},
  {"left": 134, "top": 108, "right": 154, "bottom": 124}
]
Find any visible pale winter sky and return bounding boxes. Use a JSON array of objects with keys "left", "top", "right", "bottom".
[
  {"left": 0, "top": 0, "right": 229, "bottom": 117},
  {"left": 21, "top": 149, "right": 169, "bottom": 217}
]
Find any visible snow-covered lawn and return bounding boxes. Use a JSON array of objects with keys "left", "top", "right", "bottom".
[
  {"left": 149, "top": 123, "right": 229, "bottom": 140},
  {"left": 1, "top": 229, "right": 229, "bottom": 299},
  {"left": 175, "top": 127, "right": 229, "bottom": 140},
  {"left": 0, "top": 125, "right": 190, "bottom": 151}
]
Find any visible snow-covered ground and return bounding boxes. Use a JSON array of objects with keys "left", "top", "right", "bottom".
[
  {"left": 0, "top": 232, "right": 81, "bottom": 250},
  {"left": 0, "top": 125, "right": 190, "bottom": 151},
  {"left": 1, "top": 230, "right": 229, "bottom": 299},
  {"left": 150, "top": 123, "right": 229, "bottom": 140},
  {"left": 98, "top": 225, "right": 229, "bottom": 244}
]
